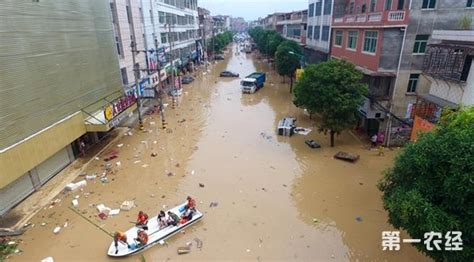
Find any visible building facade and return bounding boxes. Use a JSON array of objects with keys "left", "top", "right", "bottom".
[
  {"left": 306, "top": 0, "right": 334, "bottom": 63},
  {"left": 277, "top": 10, "right": 308, "bottom": 46},
  {"left": 391, "top": 0, "right": 474, "bottom": 124},
  {"left": 0, "top": 0, "right": 129, "bottom": 215},
  {"left": 411, "top": 30, "right": 474, "bottom": 139},
  {"left": 331, "top": 0, "right": 410, "bottom": 143},
  {"left": 198, "top": 7, "right": 213, "bottom": 60},
  {"left": 231, "top": 17, "right": 248, "bottom": 33},
  {"left": 110, "top": 0, "right": 149, "bottom": 96}
]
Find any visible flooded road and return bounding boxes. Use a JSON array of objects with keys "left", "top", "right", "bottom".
[{"left": 11, "top": 45, "right": 429, "bottom": 261}]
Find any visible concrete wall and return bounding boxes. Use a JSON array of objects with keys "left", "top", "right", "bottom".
[
  {"left": 307, "top": 0, "right": 333, "bottom": 54},
  {"left": 390, "top": 0, "right": 474, "bottom": 118},
  {"left": 379, "top": 28, "right": 404, "bottom": 72}
]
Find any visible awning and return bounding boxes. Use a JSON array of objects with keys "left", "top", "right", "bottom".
[{"left": 420, "top": 94, "right": 458, "bottom": 108}]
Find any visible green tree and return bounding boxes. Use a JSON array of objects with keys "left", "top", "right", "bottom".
[
  {"left": 267, "top": 32, "right": 285, "bottom": 57},
  {"left": 293, "top": 59, "right": 367, "bottom": 146},
  {"left": 248, "top": 28, "right": 282, "bottom": 58},
  {"left": 275, "top": 40, "right": 303, "bottom": 93},
  {"left": 378, "top": 108, "right": 474, "bottom": 261}
]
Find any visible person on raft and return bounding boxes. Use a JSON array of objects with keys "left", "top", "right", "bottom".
[
  {"left": 184, "top": 196, "right": 196, "bottom": 211},
  {"left": 134, "top": 229, "right": 148, "bottom": 247},
  {"left": 157, "top": 210, "right": 168, "bottom": 229},
  {"left": 114, "top": 231, "right": 131, "bottom": 253},
  {"left": 167, "top": 211, "right": 180, "bottom": 226},
  {"left": 136, "top": 211, "right": 149, "bottom": 230}
]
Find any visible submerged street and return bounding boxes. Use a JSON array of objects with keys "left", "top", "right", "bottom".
[{"left": 11, "top": 45, "right": 428, "bottom": 261}]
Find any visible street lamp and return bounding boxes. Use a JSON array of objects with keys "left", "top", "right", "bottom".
[{"left": 288, "top": 51, "right": 305, "bottom": 68}]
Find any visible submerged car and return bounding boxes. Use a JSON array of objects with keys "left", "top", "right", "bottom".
[
  {"left": 181, "top": 76, "right": 194, "bottom": 84},
  {"left": 214, "top": 54, "right": 225, "bottom": 60},
  {"left": 219, "top": 71, "right": 239, "bottom": 77}
]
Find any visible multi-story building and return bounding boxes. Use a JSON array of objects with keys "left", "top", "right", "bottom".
[
  {"left": 262, "top": 13, "right": 283, "bottom": 31},
  {"left": 142, "top": 0, "right": 200, "bottom": 82},
  {"left": 231, "top": 17, "right": 248, "bottom": 33},
  {"left": 198, "top": 7, "right": 213, "bottom": 60},
  {"left": 213, "top": 15, "right": 231, "bottom": 34},
  {"left": 306, "top": 0, "right": 334, "bottom": 63},
  {"left": 0, "top": 0, "right": 131, "bottom": 214},
  {"left": 277, "top": 10, "right": 308, "bottom": 46},
  {"left": 391, "top": 0, "right": 474, "bottom": 126},
  {"left": 110, "top": 0, "right": 149, "bottom": 96},
  {"left": 331, "top": 0, "right": 410, "bottom": 142},
  {"left": 410, "top": 30, "right": 474, "bottom": 139}
]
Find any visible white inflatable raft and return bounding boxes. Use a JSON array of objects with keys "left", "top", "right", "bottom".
[{"left": 107, "top": 202, "right": 203, "bottom": 257}]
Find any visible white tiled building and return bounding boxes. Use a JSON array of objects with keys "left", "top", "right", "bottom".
[
  {"left": 305, "top": 0, "right": 334, "bottom": 63},
  {"left": 110, "top": 0, "right": 148, "bottom": 94}
]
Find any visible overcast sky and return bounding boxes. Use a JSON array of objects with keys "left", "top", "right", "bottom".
[{"left": 199, "top": 0, "right": 308, "bottom": 21}]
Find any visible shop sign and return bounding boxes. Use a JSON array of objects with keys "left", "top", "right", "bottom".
[
  {"left": 160, "top": 69, "right": 167, "bottom": 81},
  {"left": 104, "top": 94, "right": 137, "bottom": 121}
]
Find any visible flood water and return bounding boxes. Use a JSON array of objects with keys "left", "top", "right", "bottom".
[{"left": 10, "top": 45, "right": 429, "bottom": 261}]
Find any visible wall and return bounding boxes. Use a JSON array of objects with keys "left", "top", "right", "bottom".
[
  {"left": 0, "top": 0, "right": 123, "bottom": 150},
  {"left": 379, "top": 28, "right": 404, "bottom": 71},
  {"left": 0, "top": 113, "right": 86, "bottom": 189},
  {"left": 111, "top": 0, "right": 147, "bottom": 87},
  {"left": 307, "top": 0, "right": 333, "bottom": 53},
  {"left": 390, "top": 0, "right": 474, "bottom": 118},
  {"left": 331, "top": 28, "right": 382, "bottom": 72}
]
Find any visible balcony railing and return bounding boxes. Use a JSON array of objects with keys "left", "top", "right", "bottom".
[
  {"left": 356, "top": 15, "right": 367, "bottom": 22},
  {"left": 333, "top": 10, "right": 407, "bottom": 25},
  {"left": 388, "top": 11, "right": 405, "bottom": 21},
  {"left": 345, "top": 15, "right": 355, "bottom": 22},
  {"left": 368, "top": 13, "right": 382, "bottom": 22}
]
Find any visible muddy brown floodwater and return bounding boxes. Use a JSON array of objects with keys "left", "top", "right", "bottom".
[{"left": 10, "top": 44, "right": 430, "bottom": 261}]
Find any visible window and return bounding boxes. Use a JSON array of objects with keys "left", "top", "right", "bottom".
[
  {"left": 323, "top": 0, "right": 332, "bottom": 15},
  {"left": 363, "top": 31, "right": 378, "bottom": 53},
  {"left": 335, "top": 30, "right": 343, "bottom": 46},
  {"left": 110, "top": 3, "right": 117, "bottom": 24},
  {"left": 347, "top": 31, "right": 357, "bottom": 50},
  {"left": 314, "top": 25, "right": 321, "bottom": 40},
  {"left": 307, "top": 26, "right": 313, "bottom": 39},
  {"left": 159, "top": 12, "right": 165, "bottom": 24},
  {"left": 422, "top": 0, "right": 436, "bottom": 9},
  {"left": 315, "top": 1, "right": 322, "bottom": 16},
  {"left": 126, "top": 5, "right": 132, "bottom": 24},
  {"left": 413, "top": 35, "right": 429, "bottom": 54},
  {"left": 370, "top": 0, "right": 376, "bottom": 12},
  {"left": 385, "top": 0, "right": 392, "bottom": 10},
  {"left": 120, "top": 68, "right": 128, "bottom": 85},
  {"left": 349, "top": 2, "right": 355, "bottom": 14},
  {"left": 115, "top": 36, "right": 123, "bottom": 56},
  {"left": 309, "top": 3, "right": 315, "bottom": 17},
  {"left": 322, "top": 26, "right": 330, "bottom": 41},
  {"left": 361, "top": 4, "right": 366, "bottom": 13},
  {"left": 406, "top": 74, "right": 419, "bottom": 93},
  {"left": 467, "top": 0, "right": 474, "bottom": 7},
  {"left": 161, "top": 33, "right": 168, "bottom": 43}
]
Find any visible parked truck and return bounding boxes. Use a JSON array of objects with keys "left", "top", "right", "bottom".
[{"left": 241, "top": 72, "right": 266, "bottom": 94}]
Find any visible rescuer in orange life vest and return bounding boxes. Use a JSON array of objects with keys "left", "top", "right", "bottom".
[
  {"left": 136, "top": 211, "right": 149, "bottom": 230},
  {"left": 113, "top": 231, "right": 131, "bottom": 253},
  {"left": 135, "top": 229, "right": 148, "bottom": 246}
]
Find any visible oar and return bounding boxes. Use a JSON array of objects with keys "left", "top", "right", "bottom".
[{"left": 68, "top": 207, "right": 129, "bottom": 252}]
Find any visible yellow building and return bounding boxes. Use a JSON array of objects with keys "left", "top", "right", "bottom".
[{"left": 0, "top": 0, "right": 135, "bottom": 214}]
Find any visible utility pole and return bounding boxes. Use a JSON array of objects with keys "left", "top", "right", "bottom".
[
  {"left": 130, "top": 37, "right": 144, "bottom": 129},
  {"left": 154, "top": 35, "right": 167, "bottom": 130}
]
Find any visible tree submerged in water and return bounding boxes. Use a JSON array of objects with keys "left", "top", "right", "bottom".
[
  {"left": 378, "top": 107, "right": 474, "bottom": 261},
  {"left": 293, "top": 59, "right": 367, "bottom": 146}
]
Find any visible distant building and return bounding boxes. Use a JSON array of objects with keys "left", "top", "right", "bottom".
[
  {"left": 198, "top": 7, "right": 213, "bottom": 60},
  {"left": 231, "top": 17, "right": 248, "bottom": 33},
  {"left": 306, "top": 0, "right": 334, "bottom": 63},
  {"left": 276, "top": 10, "right": 308, "bottom": 46},
  {"left": 213, "top": 15, "right": 231, "bottom": 34}
]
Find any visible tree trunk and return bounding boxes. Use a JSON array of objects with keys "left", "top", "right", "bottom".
[
  {"left": 290, "top": 76, "right": 293, "bottom": 93},
  {"left": 330, "top": 130, "right": 335, "bottom": 147}
]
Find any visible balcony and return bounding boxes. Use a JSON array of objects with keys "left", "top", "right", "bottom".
[{"left": 333, "top": 10, "right": 408, "bottom": 27}]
